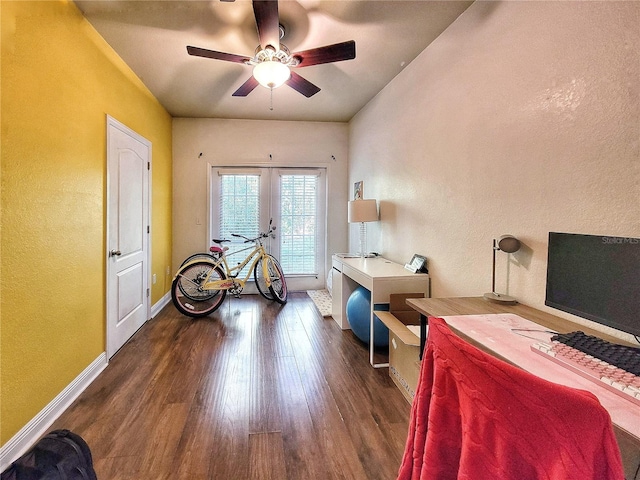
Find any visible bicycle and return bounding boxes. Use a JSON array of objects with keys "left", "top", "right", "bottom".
[{"left": 171, "top": 221, "right": 288, "bottom": 317}]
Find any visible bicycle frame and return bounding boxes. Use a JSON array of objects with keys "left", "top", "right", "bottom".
[
  {"left": 171, "top": 220, "right": 287, "bottom": 318},
  {"left": 181, "top": 240, "right": 273, "bottom": 292}
]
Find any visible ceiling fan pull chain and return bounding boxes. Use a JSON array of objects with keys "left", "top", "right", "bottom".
[{"left": 269, "top": 87, "right": 274, "bottom": 111}]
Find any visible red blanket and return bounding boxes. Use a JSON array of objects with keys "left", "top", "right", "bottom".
[{"left": 397, "top": 317, "right": 624, "bottom": 480}]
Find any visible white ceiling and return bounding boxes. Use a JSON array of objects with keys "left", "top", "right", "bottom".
[{"left": 75, "top": 0, "right": 473, "bottom": 122}]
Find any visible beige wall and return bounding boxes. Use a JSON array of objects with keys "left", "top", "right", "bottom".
[
  {"left": 349, "top": 1, "right": 639, "bottom": 340},
  {"left": 172, "top": 118, "right": 349, "bottom": 285}
]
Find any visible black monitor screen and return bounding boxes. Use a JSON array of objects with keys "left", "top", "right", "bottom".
[{"left": 545, "top": 232, "right": 640, "bottom": 337}]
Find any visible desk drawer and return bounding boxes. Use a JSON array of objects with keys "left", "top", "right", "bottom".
[
  {"left": 332, "top": 258, "right": 343, "bottom": 273},
  {"left": 372, "top": 277, "right": 429, "bottom": 304},
  {"left": 343, "top": 264, "right": 373, "bottom": 290}
]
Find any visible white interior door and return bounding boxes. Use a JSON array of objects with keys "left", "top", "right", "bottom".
[{"left": 107, "top": 116, "right": 150, "bottom": 358}]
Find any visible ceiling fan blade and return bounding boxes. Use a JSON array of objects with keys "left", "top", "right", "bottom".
[
  {"left": 232, "top": 76, "right": 260, "bottom": 97},
  {"left": 187, "top": 46, "right": 250, "bottom": 64},
  {"left": 292, "top": 40, "right": 356, "bottom": 68},
  {"left": 253, "top": 0, "right": 280, "bottom": 51},
  {"left": 286, "top": 71, "right": 320, "bottom": 98}
]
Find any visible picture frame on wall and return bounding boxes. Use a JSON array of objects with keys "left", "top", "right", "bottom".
[
  {"left": 404, "top": 254, "right": 428, "bottom": 273},
  {"left": 354, "top": 181, "right": 363, "bottom": 200}
]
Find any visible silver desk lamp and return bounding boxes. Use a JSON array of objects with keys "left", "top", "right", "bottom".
[{"left": 484, "top": 234, "right": 521, "bottom": 304}]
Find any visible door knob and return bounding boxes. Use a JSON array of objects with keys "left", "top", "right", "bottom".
[{"left": 109, "top": 249, "right": 122, "bottom": 257}]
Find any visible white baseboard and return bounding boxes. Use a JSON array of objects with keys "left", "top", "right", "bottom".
[
  {"left": 0, "top": 352, "right": 108, "bottom": 471},
  {"left": 151, "top": 291, "right": 171, "bottom": 318},
  {"left": 1, "top": 293, "right": 170, "bottom": 471}
]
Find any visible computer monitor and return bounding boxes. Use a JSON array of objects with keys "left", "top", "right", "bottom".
[{"left": 545, "top": 232, "right": 640, "bottom": 337}]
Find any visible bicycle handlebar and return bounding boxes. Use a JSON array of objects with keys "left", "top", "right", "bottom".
[{"left": 228, "top": 226, "right": 276, "bottom": 244}]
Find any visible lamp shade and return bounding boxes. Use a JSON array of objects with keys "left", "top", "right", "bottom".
[
  {"left": 496, "top": 235, "right": 521, "bottom": 253},
  {"left": 348, "top": 199, "right": 378, "bottom": 223},
  {"left": 253, "top": 61, "right": 291, "bottom": 89}
]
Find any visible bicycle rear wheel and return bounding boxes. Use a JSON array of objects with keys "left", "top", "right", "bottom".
[
  {"left": 265, "top": 255, "right": 288, "bottom": 304},
  {"left": 171, "top": 261, "right": 227, "bottom": 317},
  {"left": 180, "top": 252, "right": 217, "bottom": 267},
  {"left": 177, "top": 259, "right": 219, "bottom": 301}
]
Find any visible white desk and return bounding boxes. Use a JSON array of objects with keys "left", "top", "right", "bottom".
[{"left": 331, "top": 255, "right": 429, "bottom": 367}]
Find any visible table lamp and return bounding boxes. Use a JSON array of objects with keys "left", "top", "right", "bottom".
[
  {"left": 484, "top": 234, "right": 521, "bottom": 304},
  {"left": 348, "top": 199, "right": 378, "bottom": 257}
]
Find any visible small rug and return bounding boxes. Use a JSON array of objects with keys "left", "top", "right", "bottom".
[{"left": 307, "top": 289, "right": 332, "bottom": 317}]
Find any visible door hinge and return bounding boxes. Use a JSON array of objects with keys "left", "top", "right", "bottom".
[
  {"left": 147, "top": 225, "right": 150, "bottom": 234},
  {"left": 147, "top": 162, "right": 150, "bottom": 170},
  {"left": 147, "top": 288, "right": 150, "bottom": 297}
]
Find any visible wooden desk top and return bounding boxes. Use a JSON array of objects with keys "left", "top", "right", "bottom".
[{"left": 406, "top": 296, "right": 630, "bottom": 346}]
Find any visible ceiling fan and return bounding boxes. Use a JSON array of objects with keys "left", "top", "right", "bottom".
[{"left": 186, "top": 0, "right": 356, "bottom": 98}]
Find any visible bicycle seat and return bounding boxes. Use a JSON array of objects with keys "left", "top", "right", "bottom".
[
  {"left": 209, "top": 246, "right": 229, "bottom": 254},
  {"left": 212, "top": 238, "right": 230, "bottom": 244}
]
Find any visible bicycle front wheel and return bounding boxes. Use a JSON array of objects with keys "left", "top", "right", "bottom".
[
  {"left": 254, "top": 256, "right": 274, "bottom": 300},
  {"left": 171, "top": 261, "right": 227, "bottom": 317},
  {"left": 265, "top": 255, "right": 288, "bottom": 304}
]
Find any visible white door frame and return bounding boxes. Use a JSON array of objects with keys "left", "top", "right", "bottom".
[
  {"left": 106, "top": 115, "right": 152, "bottom": 358},
  {"left": 208, "top": 166, "right": 326, "bottom": 292}
]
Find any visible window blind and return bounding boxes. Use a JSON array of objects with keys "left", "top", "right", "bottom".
[
  {"left": 279, "top": 174, "right": 318, "bottom": 275},
  {"left": 218, "top": 174, "right": 260, "bottom": 276}
]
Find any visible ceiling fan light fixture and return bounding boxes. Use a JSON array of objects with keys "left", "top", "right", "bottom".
[
  {"left": 186, "top": 0, "right": 356, "bottom": 98},
  {"left": 253, "top": 60, "right": 290, "bottom": 89}
]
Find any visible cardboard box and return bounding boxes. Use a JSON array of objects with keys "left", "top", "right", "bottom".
[{"left": 375, "top": 293, "right": 424, "bottom": 403}]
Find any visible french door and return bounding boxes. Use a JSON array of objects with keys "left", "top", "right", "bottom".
[{"left": 210, "top": 167, "right": 326, "bottom": 291}]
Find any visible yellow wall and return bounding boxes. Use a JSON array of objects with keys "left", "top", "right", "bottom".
[{"left": 1, "top": 0, "right": 173, "bottom": 445}]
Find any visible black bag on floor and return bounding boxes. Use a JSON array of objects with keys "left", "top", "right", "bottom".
[{"left": 1, "top": 429, "right": 97, "bottom": 480}]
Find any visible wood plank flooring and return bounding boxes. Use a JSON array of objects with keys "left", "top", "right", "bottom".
[{"left": 51, "top": 292, "right": 411, "bottom": 479}]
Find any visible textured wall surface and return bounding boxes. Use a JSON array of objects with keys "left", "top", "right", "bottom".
[
  {"left": 349, "top": 1, "right": 639, "bottom": 340},
  {"left": 1, "top": 1, "right": 172, "bottom": 444}
]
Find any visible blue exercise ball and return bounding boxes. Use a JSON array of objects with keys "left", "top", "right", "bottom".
[{"left": 346, "top": 286, "right": 389, "bottom": 347}]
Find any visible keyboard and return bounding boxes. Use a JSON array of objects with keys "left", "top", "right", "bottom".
[
  {"left": 531, "top": 336, "right": 640, "bottom": 407},
  {"left": 552, "top": 331, "right": 640, "bottom": 375}
]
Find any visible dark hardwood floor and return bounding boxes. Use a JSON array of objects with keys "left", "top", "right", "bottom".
[{"left": 52, "top": 292, "right": 411, "bottom": 479}]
